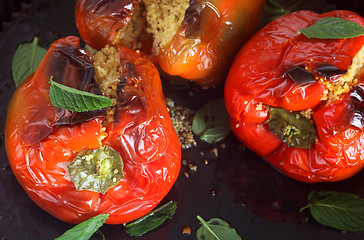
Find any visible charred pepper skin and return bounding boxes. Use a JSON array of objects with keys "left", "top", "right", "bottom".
[
  {"left": 224, "top": 11, "right": 364, "bottom": 183},
  {"left": 5, "top": 36, "right": 181, "bottom": 224},
  {"left": 74, "top": 0, "right": 265, "bottom": 87}
]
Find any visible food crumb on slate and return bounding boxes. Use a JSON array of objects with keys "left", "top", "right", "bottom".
[
  {"left": 166, "top": 98, "right": 196, "bottom": 148},
  {"left": 182, "top": 225, "right": 192, "bottom": 235}
]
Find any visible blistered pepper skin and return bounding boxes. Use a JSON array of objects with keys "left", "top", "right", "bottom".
[
  {"left": 75, "top": 0, "right": 142, "bottom": 50},
  {"left": 74, "top": 0, "right": 265, "bottom": 87},
  {"left": 224, "top": 11, "right": 364, "bottom": 183},
  {"left": 5, "top": 36, "right": 181, "bottom": 224}
]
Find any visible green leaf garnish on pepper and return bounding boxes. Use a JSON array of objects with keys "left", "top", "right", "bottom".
[
  {"left": 299, "top": 17, "right": 364, "bottom": 39},
  {"left": 49, "top": 77, "right": 113, "bottom": 112}
]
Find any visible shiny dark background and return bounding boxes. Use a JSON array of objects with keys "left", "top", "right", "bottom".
[{"left": 0, "top": 0, "right": 364, "bottom": 239}]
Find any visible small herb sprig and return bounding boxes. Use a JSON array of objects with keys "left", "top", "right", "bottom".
[
  {"left": 196, "top": 216, "right": 242, "bottom": 240},
  {"left": 125, "top": 201, "right": 177, "bottom": 236},
  {"left": 12, "top": 37, "right": 47, "bottom": 87},
  {"left": 299, "top": 17, "right": 364, "bottom": 39},
  {"left": 301, "top": 191, "right": 364, "bottom": 232},
  {"left": 49, "top": 78, "right": 113, "bottom": 112},
  {"left": 264, "top": 0, "right": 301, "bottom": 19},
  {"left": 55, "top": 201, "right": 177, "bottom": 239},
  {"left": 192, "top": 98, "right": 231, "bottom": 144},
  {"left": 55, "top": 214, "right": 109, "bottom": 240}
]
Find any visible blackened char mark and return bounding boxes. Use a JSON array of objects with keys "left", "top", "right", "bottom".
[
  {"left": 348, "top": 85, "right": 364, "bottom": 129},
  {"left": 51, "top": 45, "right": 106, "bottom": 125},
  {"left": 51, "top": 46, "right": 95, "bottom": 91},
  {"left": 85, "top": 0, "right": 141, "bottom": 23},
  {"left": 114, "top": 61, "right": 146, "bottom": 124},
  {"left": 181, "top": 0, "right": 201, "bottom": 38},
  {"left": 285, "top": 66, "right": 316, "bottom": 85},
  {"left": 54, "top": 108, "right": 106, "bottom": 126},
  {"left": 316, "top": 63, "right": 346, "bottom": 81}
]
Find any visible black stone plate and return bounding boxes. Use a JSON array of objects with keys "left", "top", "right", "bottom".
[{"left": 0, "top": 0, "right": 364, "bottom": 239}]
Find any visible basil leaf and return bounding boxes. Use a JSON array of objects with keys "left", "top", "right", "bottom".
[
  {"left": 125, "top": 201, "right": 177, "bottom": 237},
  {"left": 196, "top": 216, "right": 242, "bottom": 240},
  {"left": 299, "top": 17, "right": 364, "bottom": 39},
  {"left": 192, "top": 98, "right": 231, "bottom": 144},
  {"left": 49, "top": 78, "right": 113, "bottom": 112},
  {"left": 12, "top": 37, "right": 47, "bottom": 87},
  {"left": 301, "top": 191, "right": 364, "bottom": 232},
  {"left": 55, "top": 214, "right": 109, "bottom": 240}
]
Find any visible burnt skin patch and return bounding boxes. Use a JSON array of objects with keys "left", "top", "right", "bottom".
[
  {"left": 286, "top": 66, "right": 316, "bottom": 85},
  {"left": 316, "top": 63, "right": 346, "bottom": 81},
  {"left": 53, "top": 46, "right": 95, "bottom": 90},
  {"left": 348, "top": 85, "right": 364, "bottom": 129}
]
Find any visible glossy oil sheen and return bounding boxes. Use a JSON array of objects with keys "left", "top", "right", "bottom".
[{"left": 1, "top": 0, "right": 364, "bottom": 240}]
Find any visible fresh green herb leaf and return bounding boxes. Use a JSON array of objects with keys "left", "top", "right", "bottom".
[
  {"left": 196, "top": 216, "right": 242, "bottom": 240},
  {"left": 300, "top": 191, "right": 364, "bottom": 232},
  {"left": 12, "top": 37, "right": 47, "bottom": 87},
  {"left": 299, "top": 17, "right": 364, "bottom": 39},
  {"left": 192, "top": 98, "right": 231, "bottom": 144},
  {"left": 125, "top": 201, "right": 177, "bottom": 237},
  {"left": 55, "top": 214, "right": 109, "bottom": 240},
  {"left": 264, "top": 0, "right": 301, "bottom": 19},
  {"left": 264, "top": 0, "right": 286, "bottom": 15},
  {"left": 49, "top": 78, "right": 113, "bottom": 112}
]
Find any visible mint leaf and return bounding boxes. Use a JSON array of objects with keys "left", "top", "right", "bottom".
[
  {"left": 299, "top": 17, "right": 364, "bottom": 39},
  {"left": 301, "top": 191, "right": 364, "bottom": 232},
  {"left": 196, "top": 216, "right": 242, "bottom": 240},
  {"left": 264, "top": 0, "right": 286, "bottom": 15},
  {"left": 49, "top": 78, "right": 113, "bottom": 112},
  {"left": 55, "top": 214, "right": 109, "bottom": 240},
  {"left": 12, "top": 37, "right": 47, "bottom": 87},
  {"left": 192, "top": 98, "right": 231, "bottom": 144},
  {"left": 125, "top": 201, "right": 177, "bottom": 237}
]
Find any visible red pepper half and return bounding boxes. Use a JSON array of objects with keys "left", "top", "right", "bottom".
[
  {"left": 5, "top": 36, "right": 181, "bottom": 224},
  {"left": 224, "top": 10, "right": 364, "bottom": 183},
  {"left": 74, "top": 0, "right": 265, "bottom": 87}
]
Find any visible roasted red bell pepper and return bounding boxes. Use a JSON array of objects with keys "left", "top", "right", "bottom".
[
  {"left": 5, "top": 36, "right": 181, "bottom": 224},
  {"left": 74, "top": 0, "right": 265, "bottom": 87},
  {"left": 224, "top": 10, "right": 364, "bottom": 183}
]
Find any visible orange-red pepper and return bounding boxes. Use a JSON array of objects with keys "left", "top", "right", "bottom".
[
  {"left": 5, "top": 36, "right": 181, "bottom": 224},
  {"left": 225, "top": 10, "right": 364, "bottom": 183},
  {"left": 75, "top": 0, "right": 265, "bottom": 87}
]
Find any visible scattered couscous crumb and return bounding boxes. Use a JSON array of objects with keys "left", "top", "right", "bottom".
[
  {"left": 182, "top": 225, "right": 192, "bottom": 235},
  {"left": 212, "top": 148, "right": 218, "bottom": 157},
  {"left": 166, "top": 98, "right": 196, "bottom": 148},
  {"left": 188, "top": 163, "right": 197, "bottom": 171},
  {"left": 300, "top": 109, "right": 313, "bottom": 119},
  {"left": 255, "top": 102, "right": 264, "bottom": 111}
]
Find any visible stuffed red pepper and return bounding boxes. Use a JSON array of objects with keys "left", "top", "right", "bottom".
[
  {"left": 5, "top": 36, "right": 181, "bottom": 224},
  {"left": 75, "top": 0, "right": 265, "bottom": 87},
  {"left": 225, "top": 10, "right": 364, "bottom": 183}
]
